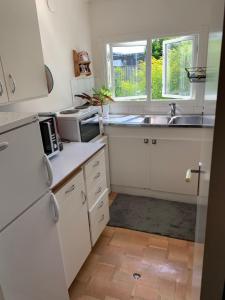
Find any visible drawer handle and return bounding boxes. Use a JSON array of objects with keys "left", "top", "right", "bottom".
[
  {"left": 0, "top": 142, "right": 8, "bottom": 152},
  {"left": 98, "top": 214, "right": 105, "bottom": 223},
  {"left": 93, "top": 161, "right": 100, "bottom": 168},
  {"left": 98, "top": 200, "right": 104, "bottom": 209},
  {"left": 81, "top": 190, "right": 87, "bottom": 205},
  {"left": 94, "top": 172, "right": 101, "bottom": 180},
  {"left": 65, "top": 184, "right": 75, "bottom": 194},
  {"left": 95, "top": 186, "right": 102, "bottom": 195}
]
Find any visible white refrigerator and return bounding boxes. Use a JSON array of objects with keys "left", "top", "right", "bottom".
[{"left": 0, "top": 113, "right": 69, "bottom": 300}]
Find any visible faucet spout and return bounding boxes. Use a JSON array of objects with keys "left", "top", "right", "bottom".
[{"left": 169, "top": 102, "right": 176, "bottom": 117}]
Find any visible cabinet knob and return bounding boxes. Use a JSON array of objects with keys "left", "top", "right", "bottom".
[
  {"left": 8, "top": 74, "right": 16, "bottom": 94},
  {"left": 152, "top": 139, "right": 157, "bottom": 145},
  {"left": 144, "top": 138, "right": 149, "bottom": 144}
]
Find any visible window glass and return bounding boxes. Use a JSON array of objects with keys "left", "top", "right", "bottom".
[{"left": 111, "top": 41, "right": 147, "bottom": 100}]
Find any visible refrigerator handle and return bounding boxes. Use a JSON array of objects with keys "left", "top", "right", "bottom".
[
  {"left": 43, "top": 154, "right": 53, "bottom": 187},
  {"left": 50, "top": 193, "right": 59, "bottom": 223}
]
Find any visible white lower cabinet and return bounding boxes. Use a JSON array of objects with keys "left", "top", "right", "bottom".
[
  {"left": 55, "top": 170, "right": 91, "bottom": 288},
  {"left": 108, "top": 136, "right": 149, "bottom": 188},
  {"left": 89, "top": 189, "right": 110, "bottom": 245},
  {"left": 105, "top": 126, "right": 206, "bottom": 197},
  {"left": 150, "top": 139, "right": 201, "bottom": 195}
]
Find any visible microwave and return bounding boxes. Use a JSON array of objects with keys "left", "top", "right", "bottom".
[
  {"left": 57, "top": 108, "right": 102, "bottom": 142},
  {"left": 39, "top": 116, "right": 59, "bottom": 157}
]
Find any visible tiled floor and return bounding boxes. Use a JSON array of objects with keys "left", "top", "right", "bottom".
[
  {"left": 69, "top": 227, "right": 195, "bottom": 300},
  {"left": 69, "top": 192, "right": 199, "bottom": 300}
]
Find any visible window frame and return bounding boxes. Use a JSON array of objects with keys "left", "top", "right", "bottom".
[
  {"left": 106, "top": 34, "right": 199, "bottom": 103},
  {"left": 162, "top": 35, "right": 198, "bottom": 100}
]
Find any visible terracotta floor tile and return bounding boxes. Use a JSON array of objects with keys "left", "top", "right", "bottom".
[
  {"left": 134, "top": 283, "right": 161, "bottom": 300},
  {"left": 70, "top": 227, "right": 195, "bottom": 300}
]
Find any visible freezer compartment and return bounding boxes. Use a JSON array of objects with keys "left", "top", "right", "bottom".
[{"left": 0, "top": 121, "right": 51, "bottom": 230}]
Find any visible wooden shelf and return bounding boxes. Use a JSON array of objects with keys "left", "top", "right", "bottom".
[{"left": 73, "top": 50, "right": 92, "bottom": 77}]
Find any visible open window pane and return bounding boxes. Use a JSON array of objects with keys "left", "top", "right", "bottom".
[
  {"left": 151, "top": 35, "right": 197, "bottom": 101},
  {"left": 111, "top": 41, "right": 147, "bottom": 100},
  {"left": 163, "top": 37, "right": 194, "bottom": 98}
]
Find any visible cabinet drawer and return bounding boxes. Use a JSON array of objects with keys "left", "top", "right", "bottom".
[
  {"left": 86, "top": 162, "right": 106, "bottom": 192},
  {"left": 87, "top": 177, "right": 107, "bottom": 209},
  {"left": 85, "top": 149, "right": 105, "bottom": 179},
  {"left": 89, "top": 189, "right": 109, "bottom": 246},
  {"left": 55, "top": 170, "right": 84, "bottom": 205}
]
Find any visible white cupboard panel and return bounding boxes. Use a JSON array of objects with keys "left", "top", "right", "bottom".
[
  {"left": 0, "top": 0, "right": 47, "bottom": 102},
  {"left": 55, "top": 171, "right": 91, "bottom": 288},
  {"left": 0, "top": 121, "right": 49, "bottom": 230},
  {"left": 0, "top": 193, "right": 69, "bottom": 300},
  {"left": 150, "top": 139, "right": 201, "bottom": 195},
  {"left": 109, "top": 136, "right": 149, "bottom": 188}
]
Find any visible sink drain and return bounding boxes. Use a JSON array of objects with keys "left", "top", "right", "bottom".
[{"left": 133, "top": 273, "right": 141, "bottom": 280}]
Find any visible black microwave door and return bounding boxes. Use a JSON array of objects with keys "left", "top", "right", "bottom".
[{"left": 79, "top": 115, "right": 100, "bottom": 142}]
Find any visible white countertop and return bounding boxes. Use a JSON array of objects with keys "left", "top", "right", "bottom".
[
  {"left": 0, "top": 112, "right": 38, "bottom": 134},
  {"left": 50, "top": 142, "right": 105, "bottom": 189}
]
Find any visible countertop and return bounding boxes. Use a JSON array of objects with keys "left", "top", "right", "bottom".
[
  {"left": 0, "top": 112, "right": 38, "bottom": 134},
  {"left": 101, "top": 114, "right": 215, "bottom": 128},
  {"left": 50, "top": 142, "right": 105, "bottom": 189}
]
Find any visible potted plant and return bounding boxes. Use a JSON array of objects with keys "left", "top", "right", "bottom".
[
  {"left": 92, "top": 86, "right": 113, "bottom": 118},
  {"left": 75, "top": 86, "right": 114, "bottom": 118}
]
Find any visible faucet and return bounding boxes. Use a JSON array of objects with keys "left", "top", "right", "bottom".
[{"left": 169, "top": 102, "right": 176, "bottom": 117}]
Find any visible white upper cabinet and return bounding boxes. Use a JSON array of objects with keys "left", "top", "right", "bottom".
[{"left": 0, "top": 0, "right": 47, "bottom": 103}]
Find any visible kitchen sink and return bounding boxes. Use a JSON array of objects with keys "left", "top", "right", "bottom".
[{"left": 168, "top": 115, "right": 203, "bottom": 125}]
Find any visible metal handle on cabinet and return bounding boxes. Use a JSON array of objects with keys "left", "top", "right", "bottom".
[
  {"left": 185, "top": 163, "right": 203, "bottom": 196},
  {"left": 81, "top": 190, "right": 87, "bottom": 205},
  {"left": 65, "top": 184, "right": 75, "bottom": 194},
  {"left": 93, "top": 161, "right": 100, "bottom": 168},
  {"left": 0, "top": 81, "right": 3, "bottom": 96},
  {"left": 94, "top": 172, "right": 101, "bottom": 180},
  {"left": 43, "top": 154, "right": 53, "bottom": 187},
  {"left": 50, "top": 194, "right": 59, "bottom": 223},
  {"left": 8, "top": 74, "right": 16, "bottom": 94},
  {"left": 144, "top": 138, "right": 149, "bottom": 144},
  {"left": 98, "top": 214, "right": 105, "bottom": 223},
  {"left": 95, "top": 186, "right": 102, "bottom": 195},
  {"left": 0, "top": 142, "right": 8, "bottom": 152}
]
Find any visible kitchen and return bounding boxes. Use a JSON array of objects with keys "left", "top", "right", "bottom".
[{"left": 0, "top": 0, "right": 225, "bottom": 300}]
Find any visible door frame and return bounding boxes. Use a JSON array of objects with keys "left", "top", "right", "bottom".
[{"left": 201, "top": 4, "right": 225, "bottom": 299}]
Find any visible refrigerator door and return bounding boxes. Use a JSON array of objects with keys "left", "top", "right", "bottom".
[
  {"left": 0, "top": 121, "right": 52, "bottom": 230},
  {"left": 0, "top": 192, "right": 69, "bottom": 300}
]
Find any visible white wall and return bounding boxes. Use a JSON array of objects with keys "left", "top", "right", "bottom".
[
  {"left": 1, "top": 0, "right": 92, "bottom": 113},
  {"left": 89, "top": 0, "right": 224, "bottom": 114}
]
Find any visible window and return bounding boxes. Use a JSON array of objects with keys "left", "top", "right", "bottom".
[
  {"left": 106, "top": 34, "right": 198, "bottom": 102},
  {"left": 107, "top": 41, "right": 147, "bottom": 100}
]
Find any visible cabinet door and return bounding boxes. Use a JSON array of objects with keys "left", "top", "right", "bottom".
[
  {"left": 55, "top": 171, "right": 91, "bottom": 288},
  {"left": 0, "top": 0, "right": 47, "bottom": 102},
  {"left": 0, "top": 60, "right": 8, "bottom": 104},
  {"left": 150, "top": 139, "right": 201, "bottom": 195},
  {"left": 0, "top": 193, "right": 69, "bottom": 300},
  {"left": 109, "top": 136, "right": 149, "bottom": 188}
]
